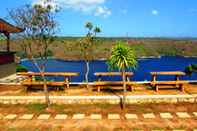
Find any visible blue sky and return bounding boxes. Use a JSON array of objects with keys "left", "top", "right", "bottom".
[{"left": 1, "top": 0, "right": 197, "bottom": 37}]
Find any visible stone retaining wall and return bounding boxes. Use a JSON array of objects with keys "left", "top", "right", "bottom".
[{"left": 0, "top": 95, "right": 197, "bottom": 105}]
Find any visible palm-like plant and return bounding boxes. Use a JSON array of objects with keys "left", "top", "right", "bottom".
[
  {"left": 94, "top": 27, "right": 101, "bottom": 36},
  {"left": 85, "top": 22, "right": 93, "bottom": 35},
  {"left": 79, "top": 22, "right": 101, "bottom": 88},
  {"left": 108, "top": 41, "right": 137, "bottom": 109}
]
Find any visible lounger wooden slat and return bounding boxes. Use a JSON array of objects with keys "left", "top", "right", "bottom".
[
  {"left": 22, "top": 81, "right": 65, "bottom": 86},
  {"left": 151, "top": 80, "right": 189, "bottom": 85},
  {"left": 17, "top": 72, "right": 79, "bottom": 77},
  {"left": 93, "top": 81, "right": 137, "bottom": 85},
  {"left": 94, "top": 72, "right": 133, "bottom": 77},
  {"left": 150, "top": 71, "right": 186, "bottom": 76}
]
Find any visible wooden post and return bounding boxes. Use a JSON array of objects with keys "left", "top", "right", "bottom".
[
  {"left": 175, "top": 75, "right": 180, "bottom": 88},
  {"left": 155, "top": 85, "right": 158, "bottom": 92},
  {"left": 152, "top": 74, "right": 157, "bottom": 89},
  {"left": 126, "top": 76, "right": 132, "bottom": 92},
  {"left": 97, "top": 76, "right": 101, "bottom": 92},
  {"left": 65, "top": 77, "right": 69, "bottom": 89},
  {"left": 153, "top": 75, "right": 156, "bottom": 82},
  {"left": 130, "top": 84, "right": 133, "bottom": 92},
  {"left": 29, "top": 75, "right": 33, "bottom": 82}
]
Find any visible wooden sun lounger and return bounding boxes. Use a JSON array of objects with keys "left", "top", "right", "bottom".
[
  {"left": 150, "top": 71, "right": 188, "bottom": 92},
  {"left": 93, "top": 72, "right": 136, "bottom": 92},
  {"left": 17, "top": 72, "right": 79, "bottom": 91},
  {"left": 93, "top": 81, "right": 138, "bottom": 92}
]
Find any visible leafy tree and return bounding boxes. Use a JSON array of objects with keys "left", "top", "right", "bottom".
[
  {"left": 78, "top": 22, "right": 101, "bottom": 87},
  {"left": 9, "top": 1, "right": 58, "bottom": 107},
  {"left": 107, "top": 41, "right": 137, "bottom": 109}
]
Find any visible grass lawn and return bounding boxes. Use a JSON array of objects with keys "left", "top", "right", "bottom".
[{"left": 0, "top": 102, "right": 196, "bottom": 114}]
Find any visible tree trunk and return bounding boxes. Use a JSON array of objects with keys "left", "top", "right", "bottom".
[
  {"left": 122, "top": 69, "right": 126, "bottom": 110},
  {"left": 85, "top": 61, "right": 90, "bottom": 88},
  {"left": 41, "top": 71, "right": 50, "bottom": 107}
]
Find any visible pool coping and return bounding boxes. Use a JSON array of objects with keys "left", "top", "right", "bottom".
[{"left": 1, "top": 80, "right": 197, "bottom": 85}]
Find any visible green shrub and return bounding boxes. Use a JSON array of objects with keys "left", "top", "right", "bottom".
[
  {"left": 185, "top": 64, "right": 197, "bottom": 75},
  {"left": 16, "top": 65, "right": 28, "bottom": 72},
  {"left": 185, "top": 65, "right": 193, "bottom": 75},
  {"left": 45, "top": 49, "right": 54, "bottom": 57},
  {"left": 191, "top": 64, "right": 197, "bottom": 70}
]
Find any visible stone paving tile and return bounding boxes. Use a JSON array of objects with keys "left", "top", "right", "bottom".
[
  {"left": 172, "top": 130, "right": 185, "bottom": 131},
  {"left": 142, "top": 113, "right": 155, "bottom": 119},
  {"left": 4, "top": 114, "right": 17, "bottom": 120},
  {"left": 54, "top": 114, "right": 68, "bottom": 120},
  {"left": 0, "top": 114, "right": 3, "bottom": 119},
  {"left": 19, "top": 114, "right": 34, "bottom": 120},
  {"left": 176, "top": 112, "right": 190, "bottom": 118},
  {"left": 125, "top": 113, "right": 138, "bottom": 119},
  {"left": 72, "top": 114, "right": 85, "bottom": 120},
  {"left": 159, "top": 113, "right": 173, "bottom": 119},
  {"left": 193, "top": 112, "right": 197, "bottom": 117},
  {"left": 151, "top": 129, "right": 165, "bottom": 131},
  {"left": 108, "top": 114, "right": 120, "bottom": 120},
  {"left": 37, "top": 114, "right": 50, "bottom": 120},
  {"left": 90, "top": 114, "right": 102, "bottom": 120}
]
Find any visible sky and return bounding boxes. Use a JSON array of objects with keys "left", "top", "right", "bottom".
[{"left": 1, "top": 0, "right": 197, "bottom": 37}]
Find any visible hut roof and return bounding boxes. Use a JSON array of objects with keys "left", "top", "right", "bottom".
[{"left": 0, "top": 18, "right": 24, "bottom": 34}]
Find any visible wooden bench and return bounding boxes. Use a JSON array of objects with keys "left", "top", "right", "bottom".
[
  {"left": 17, "top": 72, "right": 79, "bottom": 91},
  {"left": 93, "top": 72, "right": 137, "bottom": 92},
  {"left": 150, "top": 71, "right": 188, "bottom": 92}
]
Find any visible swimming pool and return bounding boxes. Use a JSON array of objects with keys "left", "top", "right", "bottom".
[{"left": 20, "top": 56, "right": 197, "bottom": 82}]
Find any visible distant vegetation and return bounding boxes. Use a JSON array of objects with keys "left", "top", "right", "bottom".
[
  {"left": 185, "top": 64, "right": 197, "bottom": 75},
  {"left": 16, "top": 65, "right": 28, "bottom": 72},
  {"left": 1, "top": 37, "right": 197, "bottom": 60}
]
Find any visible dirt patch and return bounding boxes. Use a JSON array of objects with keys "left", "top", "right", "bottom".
[{"left": 0, "top": 84, "right": 197, "bottom": 96}]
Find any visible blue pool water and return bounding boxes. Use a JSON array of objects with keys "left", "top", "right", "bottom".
[{"left": 20, "top": 56, "right": 197, "bottom": 82}]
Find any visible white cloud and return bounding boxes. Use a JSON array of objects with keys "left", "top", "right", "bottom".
[
  {"left": 188, "top": 9, "right": 197, "bottom": 13},
  {"left": 152, "top": 10, "right": 158, "bottom": 15},
  {"left": 32, "top": 0, "right": 59, "bottom": 10},
  {"left": 121, "top": 9, "right": 127, "bottom": 14},
  {"left": 94, "top": 6, "right": 111, "bottom": 17},
  {"left": 32, "top": 0, "right": 110, "bottom": 17}
]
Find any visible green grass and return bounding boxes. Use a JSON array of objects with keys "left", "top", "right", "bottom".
[{"left": 25, "top": 104, "right": 46, "bottom": 113}]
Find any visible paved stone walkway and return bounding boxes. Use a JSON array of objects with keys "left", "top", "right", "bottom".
[
  {"left": 37, "top": 114, "right": 50, "bottom": 120},
  {"left": 143, "top": 113, "right": 156, "bottom": 119},
  {"left": 0, "top": 111, "right": 196, "bottom": 120},
  {"left": 125, "top": 113, "right": 138, "bottom": 119},
  {"left": 108, "top": 114, "right": 120, "bottom": 120},
  {"left": 72, "top": 114, "right": 85, "bottom": 119},
  {"left": 19, "top": 114, "right": 34, "bottom": 120},
  {"left": 160, "top": 112, "right": 173, "bottom": 119},
  {"left": 176, "top": 112, "right": 191, "bottom": 118},
  {"left": 54, "top": 114, "right": 67, "bottom": 120}
]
